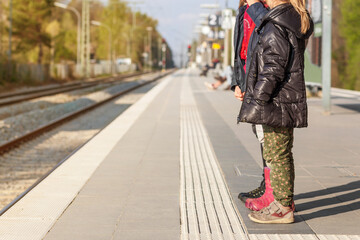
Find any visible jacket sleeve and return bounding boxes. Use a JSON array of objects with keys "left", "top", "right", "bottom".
[
  {"left": 247, "top": 2, "right": 268, "bottom": 27},
  {"left": 231, "top": 13, "right": 241, "bottom": 92},
  {"left": 231, "top": 70, "right": 239, "bottom": 91},
  {"left": 253, "top": 26, "right": 290, "bottom": 102}
]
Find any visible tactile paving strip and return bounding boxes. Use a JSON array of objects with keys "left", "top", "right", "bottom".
[
  {"left": 249, "top": 234, "right": 319, "bottom": 240},
  {"left": 249, "top": 235, "right": 360, "bottom": 240},
  {"left": 318, "top": 236, "right": 360, "bottom": 240},
  {"left": 180, "top": 76, "right": 248, "bottom": 240}
]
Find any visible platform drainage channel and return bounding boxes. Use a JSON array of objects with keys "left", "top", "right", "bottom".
[{"left": 180, "top": 106, "right": 248, "bottom": 240}]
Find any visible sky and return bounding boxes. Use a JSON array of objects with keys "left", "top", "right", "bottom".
[{"left": 100, "top": 0, "right": 239, "bottom": 66}]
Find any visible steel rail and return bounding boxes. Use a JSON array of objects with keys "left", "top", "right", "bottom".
[{"left": 0, "top": 71, "right": 148, "bottom": 105}]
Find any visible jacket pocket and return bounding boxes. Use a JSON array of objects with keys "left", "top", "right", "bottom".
[
  {"left": 238, "top": 98, "right": 263, "bottom": 124},
  {"left": 263, "top": 100, "right": 283, "bottom": 127}
]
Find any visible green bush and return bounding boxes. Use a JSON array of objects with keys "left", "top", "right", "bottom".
[{"left": 340, "top": 0, "right": 360, "bottom": 90}]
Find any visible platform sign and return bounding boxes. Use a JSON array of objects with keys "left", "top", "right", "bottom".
[
  {"left": 311, "top": 0, "right": 323, "bottom": 37},
  {"left": 314, "top": 23, "right": 322, "bottom": 37},
  {"left": 202, "top": 26, "right": 211, "bottom": 35},
  {"left": 208, "top": 14, "right": 221, "bottom": 27},
  {"left": 311, "top": 0, "right": 322, "bottom": 23},
  {"left": 221, "top": 9, "right": 233, "bottom": 29},
  {"left": 207, "top": 31, "right": 215, "bottom": 39},
  {"left": 305, "top": 0, "right": 323, "bottom": 84},
  {"left": 207, "top": 30, "right": 225, "bottom": 40},
  {"left": 218, "top": 30, "right": 225, "bottom": 39},
  {"left": 212, "top": 43, "right": 221, "bottom": 50}
]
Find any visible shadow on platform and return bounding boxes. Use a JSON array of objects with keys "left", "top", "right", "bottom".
[
  {"left": 336, "top": 103, "right": 360, "bottom": 113},
  {"left": 296, "top": 180, "right": 360, "bottom": 221}
]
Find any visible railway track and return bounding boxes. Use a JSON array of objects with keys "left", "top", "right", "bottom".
[
  {"left": 0, "top": 69, "right": 175, "bottom": 214},
  {"left": 0, "top": 71, "right": 148, "bottom": 106},
  {"left": 0, "top": 71, "right": 158, "bottom": 146}
]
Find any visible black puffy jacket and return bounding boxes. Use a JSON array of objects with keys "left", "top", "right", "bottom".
[{"left": 238, "top": 3, "right": 314, "bottom": 128}]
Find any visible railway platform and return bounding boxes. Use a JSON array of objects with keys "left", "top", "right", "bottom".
[{"left": 0, "top": 69, "right": 359, "bottom": 240}]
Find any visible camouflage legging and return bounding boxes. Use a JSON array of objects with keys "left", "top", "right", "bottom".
[{"left": 263, "top": 125, "right": 294, "bottom": 207}]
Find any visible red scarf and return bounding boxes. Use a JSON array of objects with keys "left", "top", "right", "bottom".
[{"left": 240, "top": 5, "right": 256, "bottom": 72}]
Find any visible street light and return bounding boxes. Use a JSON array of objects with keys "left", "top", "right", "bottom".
[
  {"left": 199, "top": 13, "right": 210, "bottom": 18},
  {"left": 126, "top": 1, "right": 144, "bottom": 60},
  {"left": 91, "top": 20, "right": 113, "bottom": 75},
  {"left": 322, "top": 0, "right": 332, "bottom": 114},
  {"left": 200, "top": 4, "right": 220, "bottom": 9},
  {"left": 194, "top": 25, "right": 202, "bottom": 34},
  {"left": 162, "top": 41, "right": 167, "bottom": 72},
  {"left": 110, "top": 1, "right": 144, "bottom": 62},
  {"left": 54, "top": 2, "right": 81, "bottom": 66},
  {"left": 8, "top": 0, "right": 13, "bottom": 63},
  {"left": 121, "top": 33, "right": 131, "bottom": 58},
  {"left": 146, "top": 26, "right": 153, "bottom": 70},
  {"left": 7, "top": 0, "right": 13, "bottom": 81},
  {"left": 199, "top": 3, "right": 220, "bottom": 66},
  {"left": 198, "top": 20, "right": 208, "bottom": 26}
]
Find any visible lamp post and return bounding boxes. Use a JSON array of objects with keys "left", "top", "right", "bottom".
[
  {"left": 122, "top": 33, "right": 130, "bottom": 58},
  {"left": 322, "top": 0, "right": 332, "bottom": 114},
  {"left": 158, "top": 37, "right": 162, "bottom": 69},
  {"left": 91, "top": 20, "right": 113, "bottom": 75},
  {"left": 126, "top": 1, "right": 144, "bottom": 60},
  {"left": 8, "top": 0, "right": 12, "bottom": 63},
  {"left": 107, "top": 1, "right": 143, "bottom": 63},
  {"left": 81, "top": 0, "right": 91, "bottom": 78},
  {"left": 146, "top": 26, "right": 153, "bottom": 70},
  {"left": 221, "top": 8, "right": 233, "bottom": 68},
  {"left": 54, "top": 2, "right": 81, "bottom": 66},
  {"left": 7, "top": 0, "right": 13, "bottom": 80},
  {"left": 200, "top": 4, "right": 220, "bottom": 9},
  {"left": 200, "top": 3, "right": 220, "bottom": 66},
  {"left": 199, "top": 13, "right": 210, "bottom": 18},
  {"left": 162, "top": 41, "right": 167, "bottom": 72}
]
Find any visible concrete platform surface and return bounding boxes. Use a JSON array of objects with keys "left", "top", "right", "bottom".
[{"left": 0, "top": 69, "right": 359, "bottom": 240}]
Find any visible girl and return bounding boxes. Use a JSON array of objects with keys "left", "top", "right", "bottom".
[
  {"left": 238, "top": 0, "right": 313, "bottom": 223},
  {"left": 231, "top": 0, "right": 270, "bottom": 204}
]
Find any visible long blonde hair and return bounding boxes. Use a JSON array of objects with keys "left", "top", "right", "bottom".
[
  {"left": 239, "top": 0, "right": 246, "bottom": 8},
  {"left": 287, "top": 0, "right": 310, "bottom": 34}
]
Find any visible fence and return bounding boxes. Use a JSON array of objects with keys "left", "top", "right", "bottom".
[
  {"left": 0, "top": 63, "right": 51, "bottom": 83},
  {"left": 0, "top": 62, "right": 137, "bottom": 83},
  {"left": 53, "top": 62, "right": 137, "bottom": 79}
]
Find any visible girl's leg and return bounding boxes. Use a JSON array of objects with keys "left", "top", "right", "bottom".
[
  {"left": 263, "top": 125, "right": 294, "bottom": 207},
  {"left": 238, "top": 125, "right": 266, "bottom": 202},
  {"left": 255, "top": 124, "right": 266, "bottom": 171},
  {"left": 248, "top": 125, "right": 295, "bottom": 224}
]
